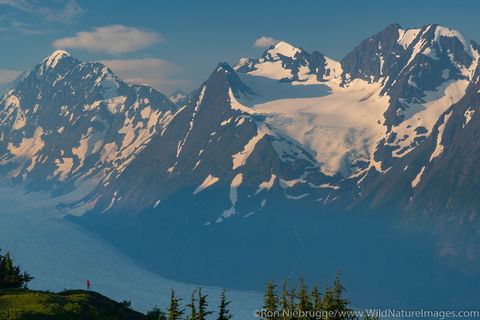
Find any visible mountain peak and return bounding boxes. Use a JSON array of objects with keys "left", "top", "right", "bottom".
[
  {"left": 215, "top": 62, "right": 235, "bottom": 73},
  {"left": 42, "top": 49, "right": 71, "bottom": 69},
  {"left": 266, "top": 41, "right": 301, "bottom": 58},
  {"left": 206, "top": 62, "right": 253, "bottom": 95}
]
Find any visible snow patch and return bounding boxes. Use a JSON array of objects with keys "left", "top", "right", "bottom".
[
  {"left": 43, "top": 50, "right": 70, "bottom": 69},
  {"left": 217, "top": 173, "right": 243, "bottom": 223},
  {"left": 229, "top": 88, "right": 256, "bottom": 114},
  {"left": 193, "top": 174, "right": 219, "bottom": 195},
  {"left": 397, "top": 28, "right": 421, "bottom": 49},
  {"left": 412, "top": 166, "right": 425, "bottom": 188},
  {"left": 429, "top": 110, "right": 452, "bottom": 162},
  {"left": 6, "top": 127, "right": 45, "bottom": 159},
  {"left": 254, "top": 173, "right": 276, "bottom": 195},
  {"left": 267, "top": 41, "right": 300, "bottom": 58},
  {"left": 285, "top": 193, "right": 309, "bottom": 200},
  {"left": 232, "top": 124, "right": 270, "bottom": 170},
  {"left": 53, "top": 157, "right": 74, "bottom": 181},
  {"left": 463, "top": 107, "right": 475, "bottom": 128}
]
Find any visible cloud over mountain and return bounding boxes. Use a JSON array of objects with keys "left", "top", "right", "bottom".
[
  {"left": 53, "top": 25, "right": 163, "bottom": 54},
  {"left": 254, "top": 36, "right": 280, "bottom": 48},
  {"left": 0, "top": 69, "right": 21, "bottom": 84},
  {"left": 99, "top": 58, "right": 187, "bottom": 94}
]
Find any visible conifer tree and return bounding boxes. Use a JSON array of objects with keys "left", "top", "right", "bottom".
[
  {"left": 297, "top": 278, "right": 313, "bottom": 320},
  {"left": 0, "top": 250, "right": 33, "bottom": 289},
  {"left": 332, "top": 272, "right": 349, "bottom": 313},
  {"left": 197, "top": 287, "right": 213, "bottom": 320},
  {"left": 322, "top": 273, "right": 352, "bottom": 320},
  {"left": 311, "top": 284, "right": 322, "bottom": 313},
  {"left": 279, "top": 279, "right": 290, "bottom": 320},
  {"left": 263, "top": 279, "right": 279, "bottom": 320},
  {"left": 322, "top": 280, "right": 335, "bottom": 319},
  {"left": 186, "top": 288, "right": 197, "bottom": 320},
  {"left": 147, "top": 306, "right": 167, "bottom": 320},
  {"left": 167, "top": 289, "right": 184, "bottom": 320},
  {"left": 217, "top": 289, "right": 232, "bottom": 320},
  {"left": 287, "top": 284, "right": 297, "bottom": 320},
  {"left": 279, "top": 279, "right": 296, "bottom": 320}
]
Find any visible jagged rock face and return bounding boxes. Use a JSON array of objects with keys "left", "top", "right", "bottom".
[
  {"left": 85, "top": 63, "right": 342, "bottom": 220},
  {"left": 1, "top": 25, "right": 477, "bottom": 223},
  {"left": 341, "top": 23, "right": 406, "bottom": 82},
  {"left": 0, "top": 50, "right": 176, "bottom": 197},
  {"left": 2, "top": 24, "right": 480, "bottom": 304},
  {"left": 352, "top": 61, "right": 480, "bottom": 265},
  {"left": 1, "top": 24, "right": 480, "bottom": 285},
  {"left": 358, "top": 62, "right": 480, "bottom": 213},
  {"left": 339, "top": 24, "right": 480, "bottom": 174},
  {"left": 342, "top": 24, "right": 479, "bottom": 126}
]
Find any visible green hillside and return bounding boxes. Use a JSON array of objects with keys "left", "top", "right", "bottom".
[{"left": 0, "top": 289, "right": 148, "bottom": 320}]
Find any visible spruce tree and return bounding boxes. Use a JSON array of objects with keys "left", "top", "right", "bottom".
[
  {"left": 279, "top": 279, "right": 294, "bottom": 320},
  {"left": 197, "top": 287, "right": 213, "bottom": 320},
  {"left": 147, "top": 306, "right": 167, "bottom": 320},
  {"left": 217, "top": 289, "right": 232, "bottom": 320},
  {"left": 167, "top": 289, "right": 184, "bottom": 320},
  {"left": 287, "top": 285, "right": 297, "bottom": 320},
  {"left": 186, "top": 288, "right": 197, "bottom": 320},
  {"left": 322, "top": 280, "right": 335, "bottom": 320},
  {"left": 311, "top": 284, "right": 322, "bottom": 313},
  {"left": 321, "top": 273, "right": 352, "bottom": 320},
  {"left": 0, "top": 250, "right": 33, "bottom": 289},
  {"left": 297, "top": 278, "right": 313, "bottom": 320},
  {"left": 332, "top": 272, "right": 349, "bottom": 312},
  {"left": 279, "top": 280, "right": 288, "bottom": 320},
  {"left": 263, "top": 279, "right": 279, "bottom": 320}
]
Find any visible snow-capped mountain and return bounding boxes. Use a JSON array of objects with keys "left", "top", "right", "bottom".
[
  {"left": 0, "top": 50, "right": 176, "bottom": 201},
  {"left": 354, "top": 58, "right": 480, "bottom": 262},
  {"left": 345, "top": 24, "right": 480, "bottom": 174},
  {"left": 2, "top": 23, "right": 480, "bottom": 302},
  {"left": 234, "top": 41, "right": 341, "bottom": 84},
  {"left": 82, "top": 62, "right": 343, "bottom": 220},
  {"left": 234, "top": 25, "right": 479, "bottom": 182}
]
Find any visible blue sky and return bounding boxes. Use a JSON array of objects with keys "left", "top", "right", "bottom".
[{"left": 1, "top": 0, "right": 479, "bottom": 94}]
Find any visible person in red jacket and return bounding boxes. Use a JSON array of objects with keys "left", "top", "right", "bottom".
[{"left": 86, "top": 280, "right": 90, "bottom": 290}]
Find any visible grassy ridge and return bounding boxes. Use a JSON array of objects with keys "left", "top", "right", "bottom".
[{"left": 0, "top": 289, "right": 147, "bottom": 320}]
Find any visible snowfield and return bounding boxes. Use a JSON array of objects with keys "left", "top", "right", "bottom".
[
  {"left": 238, "top": 75, "right": 390, "bottom": 176},
  {"left": 0, "top": 185, "right": 262, "bottom": 318}
]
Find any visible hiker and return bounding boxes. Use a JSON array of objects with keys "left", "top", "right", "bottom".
[{"left": 87, "top": 280, "right": 90, "bottom": 290}]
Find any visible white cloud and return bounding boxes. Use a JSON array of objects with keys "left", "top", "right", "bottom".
[
  {"left": 53, "top": 25, "right": 163, "bottom": 54},
  {"left": 0, "top": 0, "right": 83, "bottom": 22},
  {"left": 254, "top": 36, "right": 280, "bottom": 48},
  {"left": 99, "top": 58, "right": 187, "bottom": 95},
  {"left": 0, "top": 69, "right": 22, "bottom": 94},
  {"left": 0, "top": 69, "right": 22, "bottom": 84}
]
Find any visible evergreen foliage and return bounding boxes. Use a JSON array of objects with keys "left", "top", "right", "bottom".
[
  {"left": 263, "top": 279, "right": 279, "bottom": 320},
  {"left": 297, "top": 278, "right": 313, "bottom": 320},
  {"left": 217, "top": 289, "right": 232, "bottom": 320},
  {"left": 146, "top": 306, "right": 167, "bottom": 320},
  {"left": 196, "top": 288, "right": 213, "bottom": 320},
  {"left": 261, "top": 273, "right": 354, "bottom": 320},
  {"left": 186, "top": 288, "right": 197, "bottom": 320},
  {"left": 167, "top": 289, "right": 184, "bottom": 320},
  {"left": 0, "top": 249, "right": 33, "bottom": 289}
]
